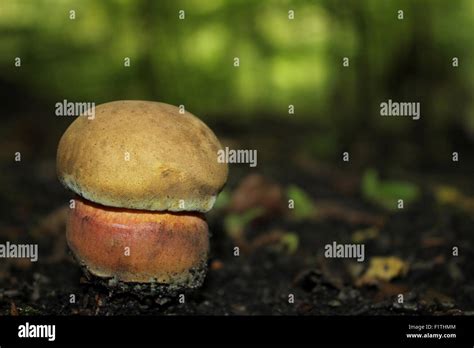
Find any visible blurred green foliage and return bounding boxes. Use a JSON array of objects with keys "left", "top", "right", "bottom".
[
  {"left": 279, "top": 232, "right": 299, "bottom": 254},
  {"left": 224, "top": 207, "right": 264, "bottom": 239},
  {"left": 1, "top": 0, "right": 474, "bottom": 142},
  {"left": 287, "top": 184, "right": 315, "bottom": 219},
  {"left": 212, "top": 188, "right": 231, "bottom": 210},
  {"left": 361, "top": 168, "right": 420, "bottom": 210}
]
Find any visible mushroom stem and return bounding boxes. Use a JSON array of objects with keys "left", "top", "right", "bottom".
[{"left": 66, "top": 197, "right": 209, "bottom": 286}]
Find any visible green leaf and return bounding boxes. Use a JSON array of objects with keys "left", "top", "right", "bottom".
[
  {"left": 223, "top": 208, "right": 264, "bottom": 239},
  {"left": 213, "top": 189, "right": 231, "bottom": 210},
  {"left": 280, "top": 232, "right": 299, "bottom": 254},
  {"left": 287, "top": 185, "right": 315, "bottom": 220},
  {"left": 361, "top": 168, "right": 379, "bottom": 198},
  {"left": 361, "top": 168, "right": 420, "bottom": 210}
]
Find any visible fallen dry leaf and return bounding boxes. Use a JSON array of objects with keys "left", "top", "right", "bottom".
[
  {"left": 421, "top": 236, "right": 446, "bottom": 248},
  {"left": 356, "top": 256, "right": 409, "bottom": 286},
  {"left": 315, "top": 200, "right": 385, "bottom": 227},
  {"left": 210, "top": 259, "right": 224, "bottom": 271},
  {"left": 317, "top": 256, "right": 353, "bottom": 290},
  {"left": 374, "top": 281, "right": 410, "bottom": 302},
  {"left": 420, "top": 289, "right": 455, "bottom": 308},
  {"left": 352, "top": 227, "right": 379, "bottom": 243},
  {"left": 229, "top": 174, "right": 285, "bottom": 216},
  {"left": 294, "top": 154, "right": 360, "bottom": 195},
  {"left": 248, "top": 229, "right": 299, "bottom": 254},
  {"left": 10, "top": 302, "right": 19, "bottom": 316},
  {"left": 434, "top": 185, "right": 474, "bottom": 214}
]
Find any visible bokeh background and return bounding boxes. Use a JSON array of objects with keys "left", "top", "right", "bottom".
[
  {"left": 2, "top": 0, "right": 474, "bottom": 169},
  {"left": 0, "top": 0, "right": 473, "bottom": 315}
]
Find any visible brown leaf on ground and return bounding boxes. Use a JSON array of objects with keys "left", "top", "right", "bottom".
[
  {"left": 229, "top": 174, "right": 286, "bottom": 217},
  {"left": 210, "top": 259, "right": 224, "bottom": 271},
  {"left": 10, "top": 302, "right": 19, "bottom": 316},
  {"left": 421, "top": 236, "right": 446, "bottom": 248},
  {"left": 315, "top": 200, "right": 386, "bottom": 227},
  {"left": 12, "top": 258, "right": 33, "bottom": 270},
  {"left": 356, "top": 256, "right": 409, "bottom": 286},
  {"left": 249, "top": 230, "right": 285, "bottom": 250},
  {"left": 373, "top": 281, "right": 410, "bottom": 302},
  {"left": 231, "top": 228, "right": 299, "bottom": 255},
  {"left": 317, "top": 256, "right": 353, "bottom": 290},
  {"left": 434, "top": 185, "right": 474, "bottom": 214},
  {"left": 247, "top": 229, "right": 299, "bottom": 254},
  {"left": 420, "top": 289, "right": 455, "bottom": 308},
  {"left": 294, "top": 155, "right": 360, "bottom": 195}
]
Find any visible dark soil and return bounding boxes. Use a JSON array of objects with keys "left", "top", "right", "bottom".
[{"left": 0, "top": 119, "right": 473, "bottom": 316}]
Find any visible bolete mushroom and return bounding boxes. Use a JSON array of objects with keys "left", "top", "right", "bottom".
[{"left": 56, "top": 101, "right": 228, "bottom": 293}]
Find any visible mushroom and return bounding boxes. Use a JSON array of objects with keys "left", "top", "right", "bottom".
[{"left": 56, "top": 101, "right": 228, "bottom": 292}]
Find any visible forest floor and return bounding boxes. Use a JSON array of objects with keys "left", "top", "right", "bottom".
[{"left": 0, "top": 120, "right": 473, "bottom": 316}]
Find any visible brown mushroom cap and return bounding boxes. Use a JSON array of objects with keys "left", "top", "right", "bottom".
[{"left": 57, "top": 101, "right": 228, "bottom": 212}]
